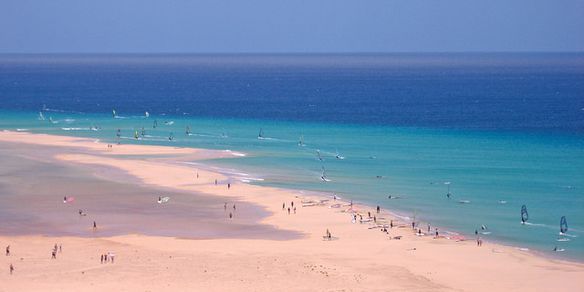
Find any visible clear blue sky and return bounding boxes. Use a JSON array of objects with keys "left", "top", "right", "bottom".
[{"left": 1, "top": 0, "right": 583, "bottom": 53}]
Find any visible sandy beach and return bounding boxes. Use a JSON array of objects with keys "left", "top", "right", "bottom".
[{"left": 0, "top": 130, "right": 583, "bottom": 291}]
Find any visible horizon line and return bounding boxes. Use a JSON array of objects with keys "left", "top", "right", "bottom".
[{"left": 1, "top": 51, "right": 584, "bottom": 56}]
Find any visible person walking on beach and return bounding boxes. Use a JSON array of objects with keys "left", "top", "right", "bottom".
[
  {"left": 101, "top": 254, "right": 104, "bottom": 264},
  {"left": 435, "top": 228, "right": 439, "bottom": 238},
  {"left": 9, "top": 264, "right": 14, "bottom": 275},
  {"left": 427, "top": 224, "right": 431, "bottom": 234},
  {"left": 229, "top": 212, "right": 233, "bottom": 219},
  {"left": 93, "top": 221, "right": 97, "bottom": 230},
  {"left": 287, "top": 207, "right": 291, "bottom": 215},
  {"left": 5, "top": 245, "right": 10, "bottom": 256},
  {"left": 227, "top": 183, "right": 231, "bottom": 190},
  {"left": 51, "top": 251, "right": 56, "bottom": 259},
  {"left": 291, "top": 201, "right": 294, "bottom": 208},
  {"left": 390, "top": 220, "right": 394, "bottom": 228},
  {"left": 294, "top": 207, "right": 296, "bottom": 214},
  {"left": 376, "top": 205, "right": 380, "bottom": 213},
  {"left": 282, "top": 202, "right": 285, "bottom": 210},
  {"left": 233, "top": 204, "right": 236, "bottom": 211}
]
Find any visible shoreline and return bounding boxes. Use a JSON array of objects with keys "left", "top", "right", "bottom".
[{"left": 1, "top": 130, "right": 583, "bottom": 291}]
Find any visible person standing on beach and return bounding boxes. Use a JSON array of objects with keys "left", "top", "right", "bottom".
[
  {"left": 5, "top": 245, "right": 10, "bottom": 256},
  {"left": 227, "top": 183, "right": 231, "bottom": 190},
  {"left": 10, "top": 264, "right": 14, "bottom": 275},
  {"left": 215, "top": 179, "right": 217, "bottom": 185},
  {"left": 435, "top": 228, "right": 439, "bottom": 238},
  {"left": 282, "top": 202, "right": 285, "bottom": 210},
  {"left": 224, "top": 203, "right": 227, "bottom": 211},
  {"left": 93, "top": 221, "right": 97, "bottom": 231},
  {"left": 51, "top": 251, "right": 56, "bottom": 259},
  {"left": 229, "top": 212, "right": 233, "bottom": 219},
  {"left": 101, "top": 254, "right": 104, "bottom": 264},
  {"left": 287, "top": 207, "right": 291, "bottom": 215},
  {"left": 291, "top": 201, "right": 294, "bottom": 208},
  {"left": 294, "top": 207, "right": 296, "bottom": 214},
  {"left": 233, "top": 204, "right": 236, "bottom": 211}
]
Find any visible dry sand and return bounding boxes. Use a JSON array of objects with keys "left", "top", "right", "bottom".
[{"left": 0, "top": 131, "right": 582, "bottom": 291}]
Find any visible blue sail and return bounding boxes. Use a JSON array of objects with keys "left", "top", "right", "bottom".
[
  {"left": 560, "top": 216, "right": 568, "bottom": 234},
  {"left": 521, "top": 205, "right": 528, "bottom": 223}
]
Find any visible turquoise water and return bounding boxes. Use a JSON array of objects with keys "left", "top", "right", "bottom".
[{"left": 1, "top": 110, "right": 583, "bottom": 260}]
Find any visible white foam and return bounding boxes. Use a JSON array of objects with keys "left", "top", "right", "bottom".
[{"left": 61, "top": 127, "right": 86, "bottom": 131}]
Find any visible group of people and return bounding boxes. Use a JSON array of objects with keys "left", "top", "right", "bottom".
[
  {"left": 224, "top": 202, "right": 236, "bottom": 219},
  {"left": 5, "top": 245, "right": 14, "bottom": 275},
  {"left": 282, "top": 201, "right": 297, "bottom": 214},
  {"left": 51, "top": 243, "right": 62, "bottom": 259},
  {"left": 100, "top": 252, "right": 115, "bottom": 264}
]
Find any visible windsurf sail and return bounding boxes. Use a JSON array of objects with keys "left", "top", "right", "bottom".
[
  {"left": 38, "top": 112, "right": 46, "bottom": 121},
  {"left": 258, "top": 128, "right": 264, "bottom": 139},
  {"left": 560, "top": 216, "right": 568, "bottom": 234},
  {"left": 298, "top": 135, "right": 305, "bottom": 146},
  {"left": 141, "top": 127, "right": 146, "bottom": 137},
  {"left": 316, "top": 150, "right": 323, "bottom": 161},
  {"left": 112, "top": 109, "right": 117, "bottom": 118},
  {"left": 134, "top": 130, "right": 139, "bottom": 140},
  {"left": 186, "top": 125, "right": 192, "bottom": 135},
  {"left": 168, "top": 132, "right": 174, "bottom": 141},
  {"left": 521, "top": 205, "right": 529, "bottom": 223},
  {"left": 321, "top": 166, "right": 328, "bottom": 182},
  {"left": 153, "top": 119, "right": 158, "bottom": 128},
  {"left": 145, "top": 111, "right": 150, "bottom": 118}
]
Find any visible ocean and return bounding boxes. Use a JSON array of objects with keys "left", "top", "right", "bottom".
[{"left": 0, "top": 53, "right": 583, "bottom": 260}]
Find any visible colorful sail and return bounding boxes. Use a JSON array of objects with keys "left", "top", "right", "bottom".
[
  {"left": 521, "top": 205, "right": 528, "bottom": 223},
  {"left": 560, "top": 216, "right": 568, "bottom": 234}
]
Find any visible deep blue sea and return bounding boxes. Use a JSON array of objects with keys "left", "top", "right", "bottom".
[{"left": 1, "top": 54, "right": 583, "bottom": 260}]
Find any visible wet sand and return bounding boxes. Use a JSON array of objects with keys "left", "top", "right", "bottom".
[
  {"left": 0, "top": 141, "right": 295, "bottom": 239},
  {"left": 0, "top": 131, "right": 583, "bottom": 291}
]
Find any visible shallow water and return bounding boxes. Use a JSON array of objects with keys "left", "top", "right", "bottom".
[{"left": 0, "top": 141, "right": 296, "bottom": 239}]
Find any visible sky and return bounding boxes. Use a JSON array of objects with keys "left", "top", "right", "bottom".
[{"left": 0, "top": 0, "right": 583, "bottom": 53}]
